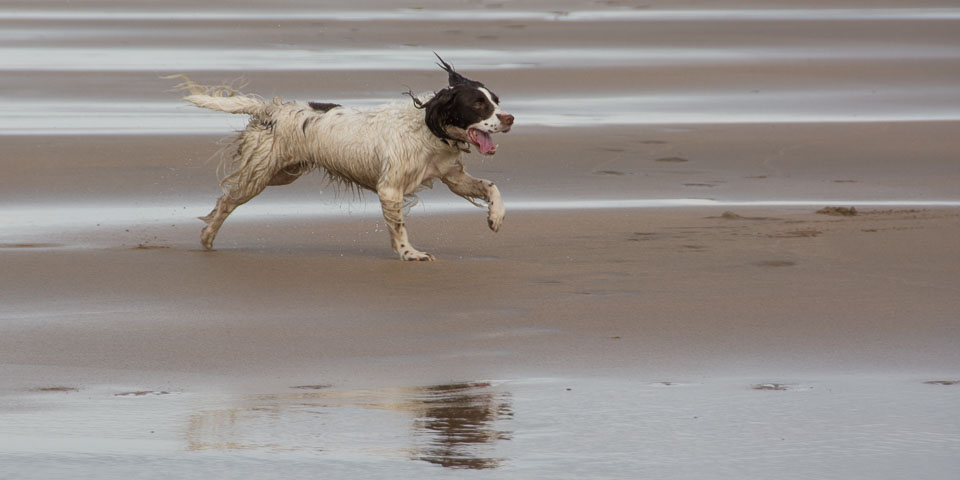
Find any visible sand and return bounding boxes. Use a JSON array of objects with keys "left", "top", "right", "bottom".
[{"left": 2, "top": 1, "right": 960, "bottom": 478}]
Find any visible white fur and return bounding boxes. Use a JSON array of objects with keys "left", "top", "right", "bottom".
[
  {"left": 178, "top": 79, "right": 506, "bottom": 261},
  {"left": 472, "top": 88, "right": 509, "bottom": 134}
]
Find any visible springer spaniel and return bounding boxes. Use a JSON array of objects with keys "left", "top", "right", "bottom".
[{"left": 173, "top": 55, "right": 513, "bottom": 261}]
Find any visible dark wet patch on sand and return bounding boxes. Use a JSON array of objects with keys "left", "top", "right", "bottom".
[
  {"left": 817, "top": 206, "right": 858, "bottom": 216},
  {"left": 628, "top": 232, "right": 658, "bottom": 241},
  {"left": 656, "top": 156, "right": 688, "bottom": 163},
  {"left": 32, "top": 386, "right": 79, "bottom": 393},
  {"left": 862, "top": 209, "right": 926, "bottom": 216},
  {"left": 291, "top": 384, "right": 333, "bottom": 390},
  {"left": 132, "top": 244, "right": 171, "bottom": 250},
  {"left": 573, "top": 289, "right": 639, "bottom": 296},
  {"left": 115, "top": 390, "right": 172, "bottom": 397},
  {"left": 0, "top": 243, "right": 65, "bottom": 249},
  {"left": 754, "top": 260, "right": 796, "bottom": 267},
  {"left": 593, "top": 170, "right": 628, "bottom": 176},
  {"left": 752, "top": 383, "right": 793, "bottom": 391},
  {"left": 770, "top": 230, "right": 822, "bottom": 238},
  {"left": 710, "top": 211, "right": 774, "bottom": 221},
  {"left": 924, "top": 380, "right": 959, "bottom": 386},
  {"left": 683, "top": 183, "right": 716, "bottom": 187}
]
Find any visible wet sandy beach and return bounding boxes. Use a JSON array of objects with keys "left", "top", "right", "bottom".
[{"left": 2, "top": 1, "right": 960, "bottom": 478}]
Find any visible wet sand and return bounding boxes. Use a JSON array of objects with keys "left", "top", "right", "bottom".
[{"left": 2, "top": 1, "right": 960, "bottom": 478}]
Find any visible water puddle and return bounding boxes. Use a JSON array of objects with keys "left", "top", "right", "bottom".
[
  {"left": 182, "top": 382, "right": 512, "bottom": 470},
  {"left": 2, "top": 376, "right": 958, "bottom": 478}
]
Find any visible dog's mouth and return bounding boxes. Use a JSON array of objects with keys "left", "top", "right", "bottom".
[{"left": 468, "top": 128, "right": 497, "bottom": 155}]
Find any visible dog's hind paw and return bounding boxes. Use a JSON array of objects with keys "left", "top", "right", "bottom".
[{"left": 200, "top": 227, "right": 216, "bottom": 250}]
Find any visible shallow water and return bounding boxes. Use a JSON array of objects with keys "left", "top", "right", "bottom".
[
  {"left": 6, "top": 86, "right": 960, "bottom": 135},
  {"left": 2, "top": 376, "right": 958, "bottom": 479},
  {"left": 2, "top": 4, "right": 959, "bottom": 133},
  {"left": 4, "top": 199, "right": 960, "bottom": 242}
]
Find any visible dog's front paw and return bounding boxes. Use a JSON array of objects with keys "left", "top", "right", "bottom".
[
  {"left": 400, "top": 249, "right": 435, "bottom": 262},
  {"left": 488, "top": 203, "right": 505, "bottom": 232}
]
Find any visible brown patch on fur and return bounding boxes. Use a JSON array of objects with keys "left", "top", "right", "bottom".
[{"left": 308, "top": 102, "right": 341, "bottom": 112}]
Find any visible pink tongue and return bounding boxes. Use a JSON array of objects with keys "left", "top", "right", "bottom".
[{"left": 474, "top": 130, "right": 495, "bottom": 154}]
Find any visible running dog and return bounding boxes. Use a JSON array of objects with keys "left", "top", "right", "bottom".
[{"left": 173, "top": 55, "right": 513, "bottom": 261}]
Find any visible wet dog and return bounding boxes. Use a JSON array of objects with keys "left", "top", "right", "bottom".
[{"left": 173, "top": 55, "right": 513, "bottom": 261}]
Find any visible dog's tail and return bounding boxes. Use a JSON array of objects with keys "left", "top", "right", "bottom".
[{"left": 165, "top": 74, "right": 267, "bottom": 116}]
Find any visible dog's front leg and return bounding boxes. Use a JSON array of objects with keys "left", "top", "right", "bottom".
[
  {"left": 378, "top": 187, "right": 434, "bottom": 261},
  {"left": 441, "top": 167, "right": 505, "bottom": 232}
]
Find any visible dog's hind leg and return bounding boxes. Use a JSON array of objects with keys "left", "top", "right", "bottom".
[
  {"left": 199, "top": 193, "right": 254, "bottom": 250},
  {"left": 199, "top": 160, "right": 309, "bottom": 250},
  {"left": 377, "top": 186, "right": 434, "bottom": 261}
]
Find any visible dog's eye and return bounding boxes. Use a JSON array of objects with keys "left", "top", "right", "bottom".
[{"left": 474, "top": 100, "right": 487, "bottom": 109}]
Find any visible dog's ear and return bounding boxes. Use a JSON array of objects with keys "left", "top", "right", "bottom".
[
  {"left": 435, "top": 52, "right": 485, "bottom": 89},
  {"left": 422, "top": 87, "right": 461, "bottom": 143}
]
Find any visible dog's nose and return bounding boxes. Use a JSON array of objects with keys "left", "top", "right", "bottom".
[{"left": 497, "top": 113, "right": 515, "bottom": 126}]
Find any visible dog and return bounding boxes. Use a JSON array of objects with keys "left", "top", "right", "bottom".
[{"left": 173, "top": 55, "right": 513, "bottom": 261}]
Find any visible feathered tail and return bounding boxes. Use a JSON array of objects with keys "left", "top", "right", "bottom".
[{"left": 165, "top": 74, "right": 267, "bottom": 117}]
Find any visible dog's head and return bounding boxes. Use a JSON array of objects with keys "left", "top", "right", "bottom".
[{"left": 418, "top": 54, "right": 514, "bottom": 155}]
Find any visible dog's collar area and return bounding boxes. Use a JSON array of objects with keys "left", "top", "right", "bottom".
[{"left": 453, "top": 139, "right": 471, "bottom": 153}]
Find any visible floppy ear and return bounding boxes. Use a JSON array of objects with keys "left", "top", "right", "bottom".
[
  {"left": 422, "top": 87, "right": 460, "bottom": 143},
  {"left": 435, "top": 52, "right": 485, "bottom": 89}
]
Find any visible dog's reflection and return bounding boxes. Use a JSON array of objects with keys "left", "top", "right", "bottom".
[
  {"left": 186, "top": 382, "right": 512, "bottom": 470},
  {"left": 413, "top": 383, "right": 513, "bottom": 469}
]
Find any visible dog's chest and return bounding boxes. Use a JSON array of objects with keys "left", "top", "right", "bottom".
[{"left": 417, "top": 153, "right": 462, "bottom": 187}]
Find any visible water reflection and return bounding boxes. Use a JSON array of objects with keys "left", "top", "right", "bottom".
[
  {"left": 184, "top": 382, "right": 512, "bottom": 470},
  {"left": 412, "top": 383, "right": 513, "bottom": 469}
]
